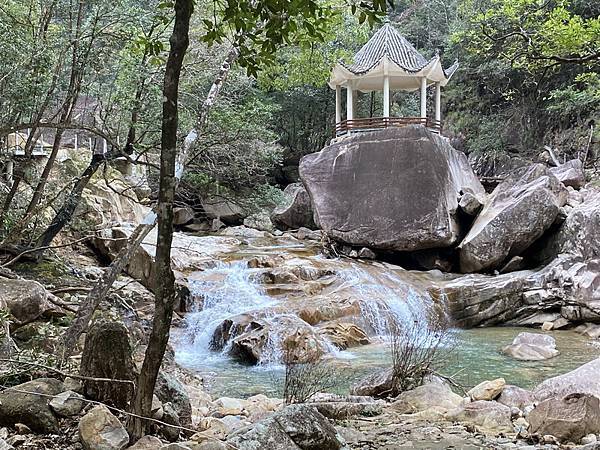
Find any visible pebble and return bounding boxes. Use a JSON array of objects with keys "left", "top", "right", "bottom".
[{"left": 582, "top": 434, "right": 598, "bottom": 445}]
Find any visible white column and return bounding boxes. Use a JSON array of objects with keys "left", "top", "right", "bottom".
[
  {"left": 335, "top": 85, "right": 342, "bottom": 124},
  {"left": 435, "top": 82, "right": 441, "bottom": 126},
  {"left": 74, "top": 134, "right": 78, "bottom": 151},
  {"left": 420, "top": 77, "right": 427, "bottom": 119},
  {"left": 6, "top": 159, "right": 14, "bottom": 184},
  {"left": 383, "top": 75, "right": 390, "bottom": 118},
  {"left": 346, "top": 86, "right": 354, "bottom": 121}
]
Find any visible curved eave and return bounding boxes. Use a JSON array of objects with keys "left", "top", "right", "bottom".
[{"left": 329, "top": 56, "right": 458, "bottom": 92}]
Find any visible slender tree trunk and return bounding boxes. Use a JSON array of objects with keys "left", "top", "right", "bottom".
[{"left": 127, "top": 0, "right": 192, "bottom": 440}]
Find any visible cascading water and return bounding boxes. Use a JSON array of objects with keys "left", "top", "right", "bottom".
[
  {"left": 175, "top": 261, "right": 278, "bottom": 367},
  {"left": 336, "top": 265, "right": 439, "bottom": 340}
]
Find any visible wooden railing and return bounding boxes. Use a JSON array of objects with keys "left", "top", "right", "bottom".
[{"left": 335, "top": 117, "right": 442, "bottom": 136}]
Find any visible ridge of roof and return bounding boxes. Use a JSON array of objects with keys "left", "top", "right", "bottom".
[{"left": 341, "top": 23, "right": 430, "bottom": 75}]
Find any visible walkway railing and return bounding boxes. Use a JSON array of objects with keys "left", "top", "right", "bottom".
[{"left": 335, "top": 117, "right": 442, "bottom": 136}]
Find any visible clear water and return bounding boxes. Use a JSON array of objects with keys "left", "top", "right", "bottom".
[{"left": 172, "top": 236, "right": 600, "bottom": 399}]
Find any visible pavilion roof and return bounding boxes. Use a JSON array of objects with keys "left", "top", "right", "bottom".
[
  {"left": 342, "top": 23, "right": 429, "bottom": 74},
  {"left": 329, "top": 23, "right": 458, "bottom": 91}
]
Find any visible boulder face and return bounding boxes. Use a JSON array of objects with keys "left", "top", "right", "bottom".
[
  {"left": 550, "top": 159, "right": 585, "bottom": 189},
  {"left": 528, "top": 393, "right": 600, "bottom": 443},
  {"left": 271, "top": 183, "right": 316, "bottom": 230},
  {"left": 459, "top": 164, "right": 567, "bottom": 273},
  {"left": 533, "top": 357, "right": 600, "bottom": 402},
  {"left": 0, "top": 279, "right": 57, "bottom": 327},
  {"left": 0, "top": 378, "right": 64, "bottom": 433},
  {"left": 502, "top": 332, "right": 559, "bottom": 361},
  {"left": 299, "top": 126, "right": 484, "bottom": 251}
]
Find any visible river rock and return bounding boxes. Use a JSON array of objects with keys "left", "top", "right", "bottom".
[
  {"left": 271, "top": 183, "right": 316, "bottom": 230},
  {"left": 49, "top": 390, "right": 85, "bottom": 417},
  {"left": 533, "top": 358, "right": 600, "bottom": 402},
  {"left": 244, "top": 212, "right": 274, "bottom": 232},
  {"left": 0, "top": 279, "right": 57, "bottom": 327},
  {"left": 202, "top": 197, "right": 245, "bottom": 224},
  {"left": 319, "top": 322, "right": 369, "bottom": 349},
  {"left": 392, "top": 383, "right": 463, "bottom": 414},
  {"left": 79, "top": 405, "right": 129, "bottom": 450},
  {"left": 0, "top": 378, "right": 64, "bottom": 433},
  {"left": 550, "top": 159, "right": 585, "bottom": 189},
  {"left": 467, "top": 378, "right": 505, "bottom": 401},
  {"left": 459, "top": 164, "right": 567, "bottom": 272},
  {"left": 173, "top": 207, "right": 195, "bottom": 225},
  {"left": 227, "top": 404, "right": 341, "bottom": 450},
  {"left": 528, "top": 393, "right": 600, "bottom": 443},
  {"left": 299, "top": 126, "right": 484, "bottom": 251},
  {"left": 497, "top": 385, "right": 534, "bottom": 410},
  {"left": 459, "top": 190, "right": 485, "bottom": 216},
  {"left": 155, "top": 371, "right": 193, "bottom": 427},
  {"left": 502, "top": 332, "right": 559, "bottom": 361},
  {"left": 128, "top": 436, "right": 163, "bottom": 450},
  {"left": 545, "top": 190, "right": 600, "bottom": 261},
  {"left": 350, "top": 368, "right": 393, "bottom": 398},
  {"left": 446, "top": 400, "right": 513, "bottom": 435},
  {"left": 80, "top": 321, "right": 136, "bottom": 409}
]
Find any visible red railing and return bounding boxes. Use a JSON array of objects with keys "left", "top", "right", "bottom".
[{"left": 335, "top": 117, "right": 442, "bottom": 136}]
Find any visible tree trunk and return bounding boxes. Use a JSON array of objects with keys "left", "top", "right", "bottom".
[
  {"left": 127, "top": 0, "right": 192, "bottom": 441},
  {"left": 58, "top": 43, "right": 240, "bottom": 364}
]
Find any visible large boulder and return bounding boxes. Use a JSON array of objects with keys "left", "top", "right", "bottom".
[
  {"left": 459, "top": 164, "right": 567, "bottom": 272},
  {"left": 446, "top": 400, "right": 513, "bottom": 435},
  {"left": 546, "top": 190, "right": 600, "bottom": 261},
  {"left": 299, "top": 126, "right": 484, "bottom": 251},
  {"left": 550, "top": 159, "right": 585, "bottom": 189},
  {"left": 350, "top": 368, "right": 393, "bottom": 398},
  {"left": 467, "top": 378, "right": 505, "bottom": 401},
  {"left": 201, "top": 197, "right": 246, "bottom": 224},
  {"left": 227, "top": 404, "right": 341, "bottom": 450},
  {"left": 0, "top": 279, "right": 57, "bottom": 326},
  {"left": 502, "top": 332, "right": 559, "bottom": 361},
  {"left": 0, "top": 378, "right": 64, "bottom": 433},
  {"left": 528, "top": 393, "right": 600, "bottom": 443},
  {"left": 533, "top": 358, "right": 600, "bottom": 402},
  {"left": 79, "top": 405, "right": 129, "bottom": 450},
  {"left": 271, "top": 183, "right": 316, "bottom": 230},
  {"left": 391, "top": 382, "right": 463, "bottom": 415},
  {"left": 80, "top": 321, "right": 136, "bottom": 409},
  {"left": 497, "top": 385, "right": 534, "bottom": 410}
]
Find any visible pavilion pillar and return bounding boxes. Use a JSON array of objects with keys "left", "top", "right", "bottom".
[
  {"left": 383, "top": 75, "right": 390, "bottom": 118},
  {"left": 434, "top": 82, "right": 441, "bottom": 129},
  {"left": 346, "top": 85, "right": 354, "bottom": 121},
  {"left": 420, "top": 77, "right": 427, "bottom": 120},
  {"left": 335, "top": 85, "right": 342, "bottom": 124}
]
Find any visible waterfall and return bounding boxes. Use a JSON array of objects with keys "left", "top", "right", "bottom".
[{"left": 175, "top": 261, "right": 278, "bottom": 366}]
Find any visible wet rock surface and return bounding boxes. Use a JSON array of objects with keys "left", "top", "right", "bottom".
[{"left": 502, "top": 332, "right": 560, "bottom": 361}]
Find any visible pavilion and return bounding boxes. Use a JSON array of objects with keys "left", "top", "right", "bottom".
[{"left": 329, "top": 22, "right": 458, "bottom": 136}]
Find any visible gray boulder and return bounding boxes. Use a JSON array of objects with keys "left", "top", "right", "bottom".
[
  {"left": 271, "top": 183, "right": 316, "bottom": 230},
  {"left": 79, "top": 405, "right": 129, "bottom": 450},
  {"left": 546, "top": 190, "right": 600, "bottom": 261},
  {"left": 534, "top": 358, "right": 600, "bottom": 402},
  {"left": 155, "top": 371, "right": 192, "bottom": 427},
  {"left": 459, "top": 190, "right": 485, "bottom": 216},
  {"left": 550, "top": 159, "right": 585, "bottom": 189},
  {"left": 201, "top": 197, "right": 245, "bottom": 224},
  {"left": 0, "top": 378, "right": 64, "bottom": 433},
  {"left": 299, "top": 126, "right": 484, "bottom": 251},
  {"left": 459, "top": 164, "right": 567, "bottom": 272},
  {"left": 445, "top": 400, "right": 513, "bottom": 435},
  {"left": 49, "top": 390, "right": 85, "bottom": 417},
  {"left": 502, "top": 332, "right": 559, "bottom": 361},
  {"left": 0, "top": 279, "right": 57, "bottom": 326},
  {"left": 497, "top": 385, "right": 534, "bottom": 410},
  {"left": 227, "top": 404, "right": 341, "bottom": 450},
  {"left": 350, "top": 368, "right": 393, "bottom": 398},
  {"left": 528, "top": 393, "right": 600, "bottom": 443}
]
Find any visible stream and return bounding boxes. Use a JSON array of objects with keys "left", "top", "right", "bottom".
[{"left": 172, "top": 234, "right": 600, "bottom": 398}]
